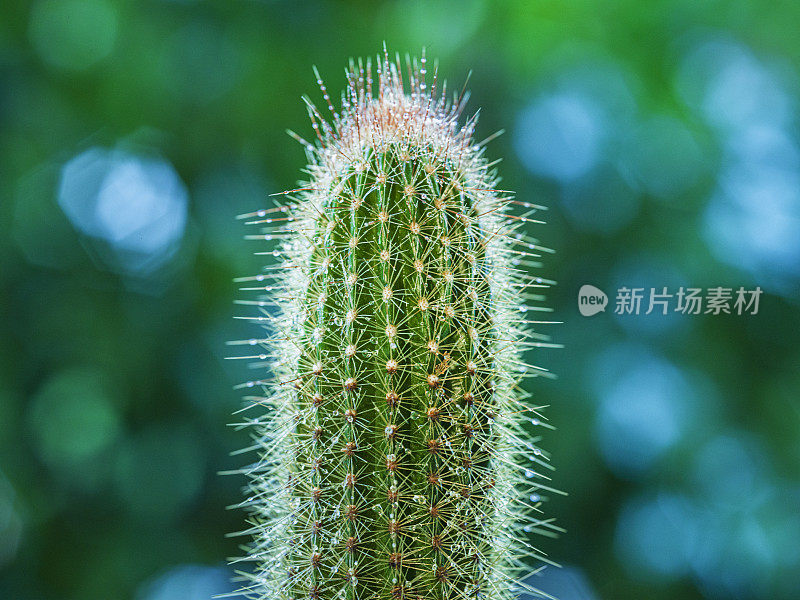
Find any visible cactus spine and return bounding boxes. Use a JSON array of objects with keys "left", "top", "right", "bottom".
[{"left": 231, "top": 49, "right": 559, "bottom": 600}]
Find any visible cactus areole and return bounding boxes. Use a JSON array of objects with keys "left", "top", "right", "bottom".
[{"left": 231, "top": 49, "right": 559, "bottom": 600}]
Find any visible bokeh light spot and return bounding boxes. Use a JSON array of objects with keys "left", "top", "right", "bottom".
[
  {"left": 0, "top": 472, "right": 24, "bottom": 568},
  {"left": 135, "top": 563, "right": 234, "bottom": 600},
  {"left": 703, "top": 152, "right": 800, "bottom": 293},
  {"left": 113, "top": 426, "right": 205, "bottom": 522},
  {"left": 515, "top": 92, "right": 605, "bottom": 182},
  {"left": 523, "top": 565, "right": 599, "bottom": 600},
  {"left": 626, "top": 115, "right": 704, "bottom": 199},
  {"left": 159, "top": 21, "right": 242, "bottom": 104},
  {"left": 615, "top": 493, "right": 701, "bottom": 579},
  {"left": 27, "top": 367, "right": 121, "bottom": 469},
  {"left": 58, "top": 147, "right": 189, "bottom": 276},
  {"left": 691, "top": 434, "right": 770, "bottom": 510},
  {"left": 677, "top": 38, "right": 792, "bottom": 131},
  {"left": 594, "top": 353, "right": 691, "bottom": 477},
  {"left": 28, "top": 0, "right": 118, "bottom": 71},
  {"left": 560, "top": 166, "right": 639, "bottom": 234},
  {"left": 384, "top": 0, "right": 487, "bottom": 55}
]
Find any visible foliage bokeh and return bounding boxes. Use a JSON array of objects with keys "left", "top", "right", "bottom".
[{"left": 1, "top": 1, "right": 799, "bottom": 599}]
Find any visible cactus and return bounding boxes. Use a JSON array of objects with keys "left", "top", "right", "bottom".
[{"left": 230, "top": 48, "right": 560, "bottom": 600}]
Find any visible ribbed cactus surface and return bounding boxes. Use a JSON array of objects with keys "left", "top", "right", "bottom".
[{"left": 230, "top": 49, "right": 559, "bottom": 600}]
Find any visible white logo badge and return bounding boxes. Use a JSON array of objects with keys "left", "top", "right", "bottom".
[{"left": 578, "top": 284, "right": 608, "bottom": 316}]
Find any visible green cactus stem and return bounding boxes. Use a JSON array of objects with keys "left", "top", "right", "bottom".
[{"left": 229, "top": 48, "right": 561, "bottom": 600}]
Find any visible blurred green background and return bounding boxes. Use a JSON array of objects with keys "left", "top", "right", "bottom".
[{"left": 1, "top": 1, "right": 799, "bottom": 599}]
